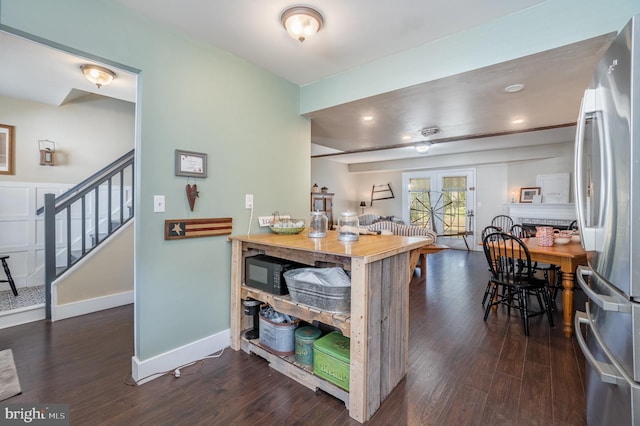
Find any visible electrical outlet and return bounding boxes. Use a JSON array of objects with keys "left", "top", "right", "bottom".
[{"left": 245, "top": 194, "right": 254, "bottom": 209}]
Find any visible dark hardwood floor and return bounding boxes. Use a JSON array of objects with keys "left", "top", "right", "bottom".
[{"left": 1, "top": 249, "right": 586, "bottom": 425}]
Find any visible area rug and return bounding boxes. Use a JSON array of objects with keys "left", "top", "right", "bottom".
[{"left": 0, "top": 349, "right": 21, "bottom": 401}]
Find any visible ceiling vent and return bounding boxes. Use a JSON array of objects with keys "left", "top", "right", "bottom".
[{"left": 420, "top": 126, "right": 442, "bottom": 138}]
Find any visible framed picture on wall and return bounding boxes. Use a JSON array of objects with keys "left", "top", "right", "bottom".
[
  {"left": 0, "top": 124, "right": 15, "bottom": 175},
  {"left": 519, "top": 187, "right": 541, "bottom": 203},
  {"left": 536, "top": 173, "right": 570, "bottom": 203},
  {"left": 175, "top": 149, "right": 207, "bottom": 178}
]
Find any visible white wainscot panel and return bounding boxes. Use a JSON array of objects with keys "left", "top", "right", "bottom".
[
  {"left": 35, "top": 219, "right": 44, "bottom": 246},
  {"left": 35, "top": 218, "right": 71, "bottom": 246},
  {"left": 0, "top": 221, "right": 30, "bottom": 247},
  {"left": 0, "top": 187, "right": 30, "bottom": 217},
  {"left": 29, "top": 249, "right": 45, "bottom": 285}
]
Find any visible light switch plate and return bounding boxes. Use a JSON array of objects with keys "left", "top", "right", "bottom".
[{"left": 154, "top": 195, "right": 165, "bottom": 213}]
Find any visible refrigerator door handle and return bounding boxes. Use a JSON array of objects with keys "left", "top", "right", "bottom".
[
  {"left": 576, "top": 266, "right": 631, "bottom": 313},
  {"left": 575, "top": 310, "right": 627, "bottom": 386},
  {"left": 574, "top": 91, "right": 587, "bottom": 230},
  {"left": 574, "top": 89, "right": 598, "bottom": 251}
]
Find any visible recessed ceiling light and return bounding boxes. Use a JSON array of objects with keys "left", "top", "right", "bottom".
[
  {"left": 504, "top": 83, "right": 525, "bottom": 93},
  {"left": 512, "top": 118, "right": 525, "bottom": 124},
  {"left": 402, "top": 135, "right": 411, "bottom": 140},
  {"left": 363, "top": 116, "right": 374, "bottom": 121}
]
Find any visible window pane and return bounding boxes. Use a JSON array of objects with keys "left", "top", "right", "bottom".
[
  {"left": 442, "top": 176, "right": 466, "bottom": 191},
  {"left": 441, "top": 176, "right": 467, "bottom": 235},
  {"left": 408, "top": 178, "right": 432, "bottom": 229},
  {"left": 409, "top": 178, "right": 430, "bottom": 191}
]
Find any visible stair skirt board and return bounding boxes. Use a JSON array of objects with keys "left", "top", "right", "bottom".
[{"left": 51, "top": 290, "right": 133, "bottom": 322}]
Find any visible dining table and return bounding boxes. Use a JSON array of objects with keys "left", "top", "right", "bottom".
[{"left": 499, "top": 237, "right": 588, "bottom": 337}]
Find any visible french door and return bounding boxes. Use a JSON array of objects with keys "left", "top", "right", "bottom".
[{"left": 402, "top": 169, "right": 476, "bottom": 250}]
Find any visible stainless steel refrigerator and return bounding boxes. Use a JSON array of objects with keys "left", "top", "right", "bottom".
[{"left": 574, "top": 14, "right": 640, "bottom": 425}]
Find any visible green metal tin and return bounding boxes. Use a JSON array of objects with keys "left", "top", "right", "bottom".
[
  {"left": 295, "top": 326, "right": 322, "bottom": 365},
  {"left": 313, "top": 331, "right": 350, "bottom": 390}
]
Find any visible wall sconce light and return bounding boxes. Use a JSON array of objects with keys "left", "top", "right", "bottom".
[
  {"left": 39, "top": 139, "right": 56, "bottom": 166},
  {"left": 415, "top": 142, "right": 431, "bottom": 154},
  {"left": 360, "top": 201, "right": 366, "bottom": 214},
  {"left": 81, "top": 64, "right": 116, "bottom": 88},
  {"left": 281, "top": 6, "right": 324, "bottom": 43}
]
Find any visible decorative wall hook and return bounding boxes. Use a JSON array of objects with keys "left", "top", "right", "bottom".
[{"left": 186, "top": 184, "right": 199, "bottom": 211}]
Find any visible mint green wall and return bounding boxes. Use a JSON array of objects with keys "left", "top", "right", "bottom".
[
  {"left": 0, "top": 0, "right": 309, "bottom": 360},
  {"left": 301, "top": 0, "right": 640, "bottom": 113}
]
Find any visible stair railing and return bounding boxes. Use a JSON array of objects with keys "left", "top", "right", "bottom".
[{"left": 38, "top": 149, "right": 134, "bottom": 320}]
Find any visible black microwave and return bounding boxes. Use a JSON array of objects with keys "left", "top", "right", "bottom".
[{"left": 244, "top": 255, "right": 302, "bottom": 295}]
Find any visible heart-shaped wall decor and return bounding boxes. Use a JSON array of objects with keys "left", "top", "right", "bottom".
[{"left": 186, "top": 184, "right": 199, "bottom": 211}]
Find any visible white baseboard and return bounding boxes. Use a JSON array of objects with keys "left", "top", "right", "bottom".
[
  {"left": 51, "top": 290, "right": 134, "bottom": 322},
  {"left": 0, "top": 304, "right": 45, "bottom": 329},
  {"left": 131, "top": 329, "right": 230, "bottom": 385}
]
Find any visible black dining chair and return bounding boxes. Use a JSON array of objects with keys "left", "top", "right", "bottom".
[
  {"left": 510, "top": 223, "right": 561, "bottom": 307},
  {"left": 1, "top": 255, "right": 18, "bottom": 296},
  {"left": 482, "top": 232, "right": 555, "bottom": 336},
  {"left": 491, "top": 215, "right": 514, "bottom": 232},
  {"left": 482, "top": 225, "right": 502, "bottom": 240},
  {"left": 509, "top": 223, "right": 529, "bottom": 239},
  {"left": 481, "top": 226, "right": 502, "bottom": 307}
]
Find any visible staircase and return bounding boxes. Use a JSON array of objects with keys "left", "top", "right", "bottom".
[{"left": 37, "top": 150, "right": 134, "bottom": 320}]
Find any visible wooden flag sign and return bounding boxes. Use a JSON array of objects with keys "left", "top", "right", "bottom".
[{"left": 165, "top": 217, "right": 232, "bottom": 240}]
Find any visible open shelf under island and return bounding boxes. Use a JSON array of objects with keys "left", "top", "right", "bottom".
[{"left": 229, "top": 230, "right": 435, "bottom": 423}]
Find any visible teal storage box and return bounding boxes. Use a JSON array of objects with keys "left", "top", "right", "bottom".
[
  {"left": 295, "top": 326, "right": 322, "bottom": 365},
  {"left": 313, "top": 331, "right": 350, "bottom": 390}
]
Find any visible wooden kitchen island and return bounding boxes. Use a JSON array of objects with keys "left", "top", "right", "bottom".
[{"left": 229, "top": 230, "right": 433, "bottom": 423}]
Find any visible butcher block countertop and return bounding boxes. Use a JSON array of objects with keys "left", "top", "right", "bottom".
[{"left": 228, "top": 229, "right": 433, "bottom": 263}]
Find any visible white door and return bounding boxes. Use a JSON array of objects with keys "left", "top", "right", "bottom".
[{"left": 402, "top": 169, "right": 476, "bottom": 250}]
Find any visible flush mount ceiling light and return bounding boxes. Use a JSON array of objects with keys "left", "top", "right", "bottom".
[
  {"left": 81, "top": 64, "right": 116, "bottom": 88},
  {"left": 281, "top": 6, "right": 324, "bottom": 43},
  {"left": 415, "top": 142, "right": 432, "bottom": 153},
  {"left": 504, "top": 83, "right": 525, "bottom": 93}
]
